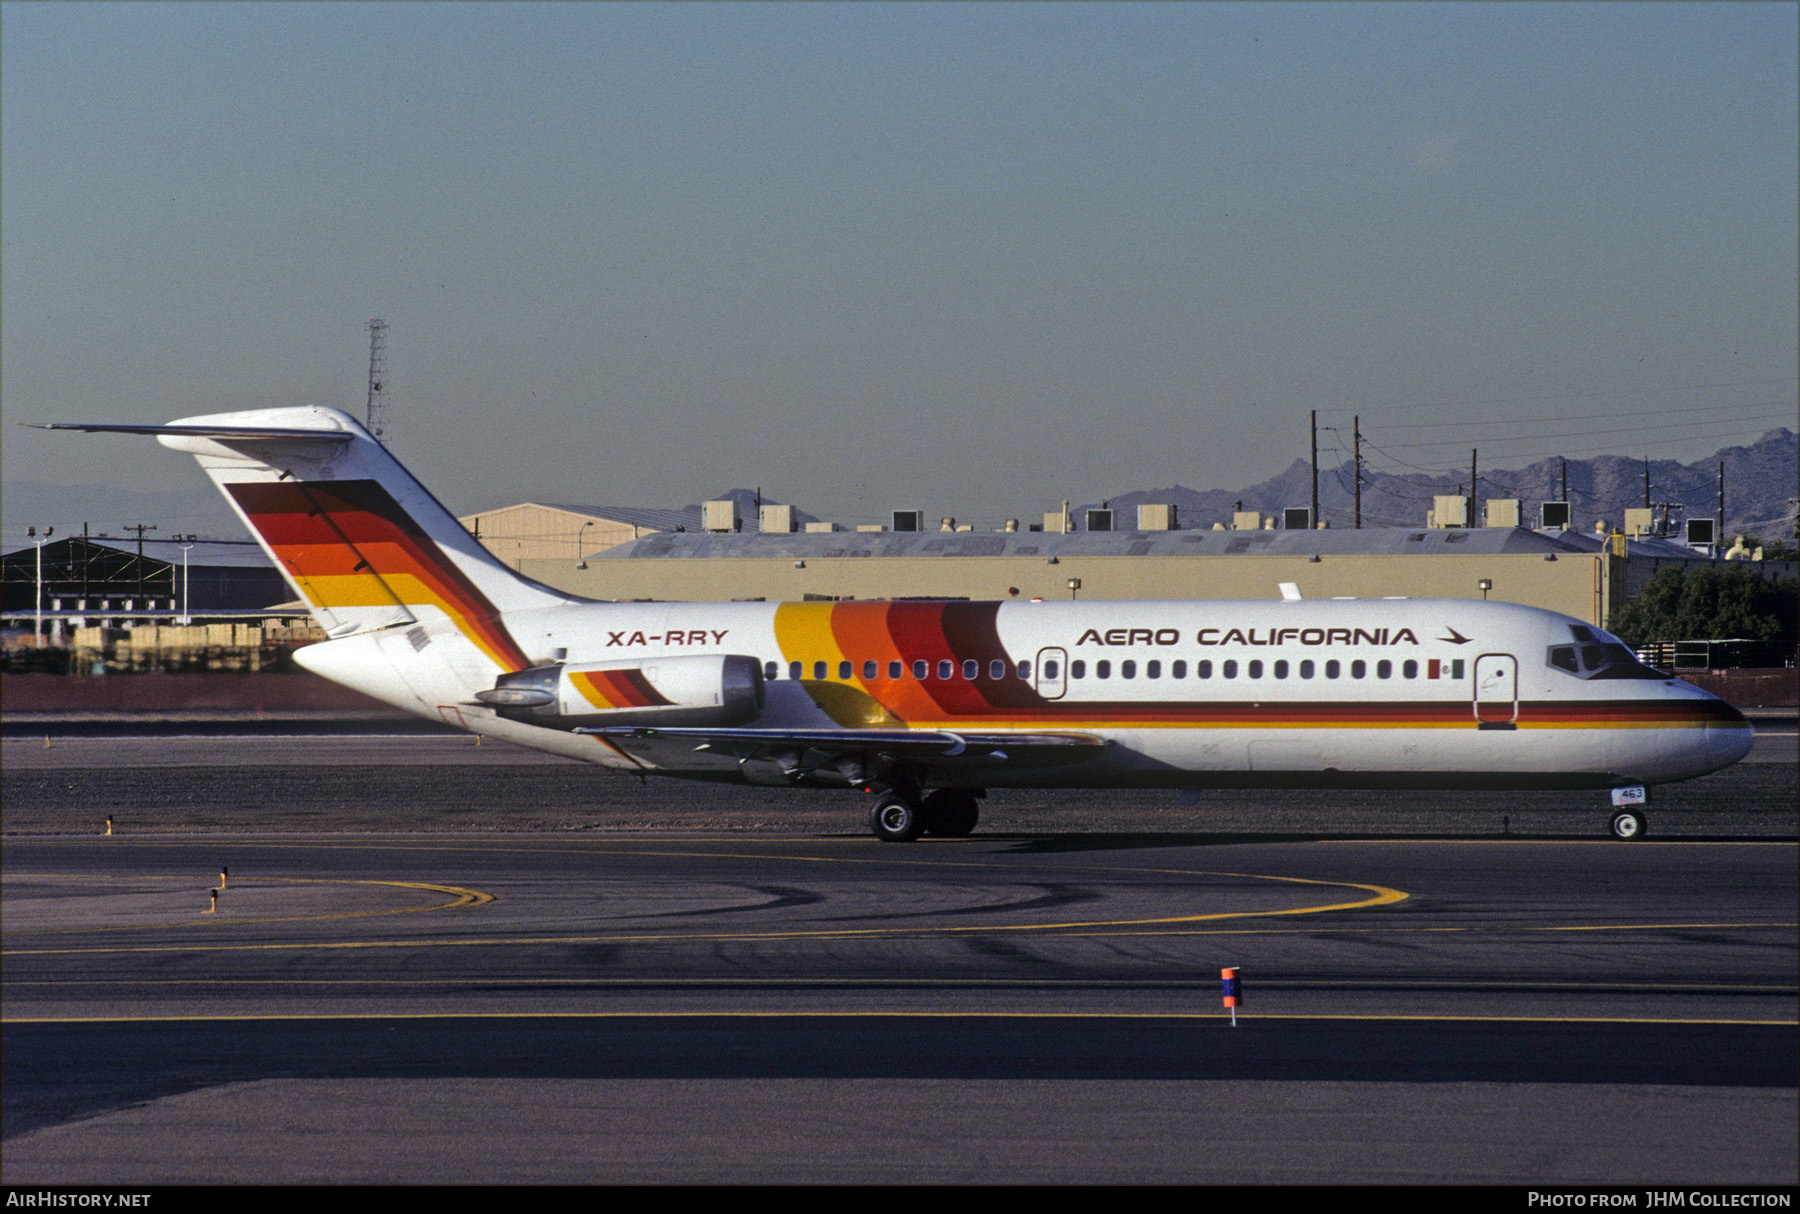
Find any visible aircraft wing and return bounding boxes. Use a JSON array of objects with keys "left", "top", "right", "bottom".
[{"left": 578, "top": 725, "right": 1110, "bottom": 766}]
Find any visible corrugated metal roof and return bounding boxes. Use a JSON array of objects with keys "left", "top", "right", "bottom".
[
  {"left": 543, "top": 503, "right": 706, "bottom": 534},
  {"left": 592, "top": 526, "right": 1646, "bottom": 561},
  {"left": 2, "top": 537, "right": 275, "bottom": 568}
]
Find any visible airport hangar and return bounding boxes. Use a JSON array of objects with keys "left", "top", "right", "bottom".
[{"left": 459, "top": 500, "right": 1787, "bottom": 628}]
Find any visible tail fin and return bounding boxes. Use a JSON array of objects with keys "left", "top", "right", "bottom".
[{"left": 46, "top": 406, "right": 566, "bottom": 672}]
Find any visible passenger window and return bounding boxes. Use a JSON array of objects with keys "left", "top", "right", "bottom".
[
  {"left": 788, "top": 661, "right": 803, "bottom": 680},
  {"left": 764, "top": 660, "right": 779, "bottom": 680},
  {"left": 1403, "top": 660, "right": 1418, "bottom": 679},
  {"left": 1172, "top": 660, "right": 1187, "bottom": 678},
  {"left": 1197, "top": 660, "right": 1212, "bottom": 679},
  {"left": 1300, "top": 660, "right": 1314, "bottom": 679},
  {"left": 863, "top": 660, "right": 878, "bottom": 680},
  {"left": 1222, "top": 660, "right": 1238, "bottom": 678},
  {"left": 962, "top": 658, "right": 978, "bottom": 679},
  {"left": 838, "top": 661, "right": 852, "bottom": 680},
  {"left": 1018, "top": 660, "right": 1033, "bottom": 680},
  {"left": 1121, "top": 660, "right": 1136, "bottom": 679},
  {"left": 990, "top": 659, "right": 1006, "bottom": 680},
  {"left": 1147, "top": 660, "right": 1161, "bottom": 678},
  {"left": 1273, "top": 660, "right": 1288, "bottom": 679},
  {"left": 1351, "top": 660, "right": 1366, "bottom": 678},
  {"left": 913, "top": 660, "right": 927, "bottom": 679},
  {"left": 1247, "top": 660, "right": 1263, "bottom": 678},
  {"left": 889, "top": 660, "right": 903, "bottom": 679},
  {"left": 1071, "top": 660, "right": 1086, "bottom": 679},
  {"left": 938, "top": 660, "right": 953, "bottom": 680},
  {"left": 1377, "top": 660, "right": 1392, "bottom": 679},
  {"left": 1096, "top": 660, "right": 1111, "bottom": 678},
  {"left": 814, "top": 661, "right": 828, "bottom": 680},
  {"left": 1326, "top": 660, "right": 1340, "bottom": 679}
]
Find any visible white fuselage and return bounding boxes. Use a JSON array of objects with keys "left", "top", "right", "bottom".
[{"left": 297, "top": 595, "right": 1752, "bottom": 791}]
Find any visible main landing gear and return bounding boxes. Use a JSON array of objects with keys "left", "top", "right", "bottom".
[
  {"left": 1609, "top": 809, "right": 1646, "bottom": 840},
  {"left": 868, "top": 788, "right": 983, "bottom": 842}
]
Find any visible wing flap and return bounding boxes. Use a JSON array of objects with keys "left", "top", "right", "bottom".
[{"left": 577, "top": 725, "right": 1109, "bottom": 765}]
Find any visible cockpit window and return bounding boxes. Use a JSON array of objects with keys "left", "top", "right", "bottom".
[{"left": 1548, "top": 635, "right": 1666, "bottom": 680}]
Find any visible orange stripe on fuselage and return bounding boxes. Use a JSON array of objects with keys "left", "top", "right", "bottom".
[{"left": 568, "top": 669, "right": 673, "bottom": 710}]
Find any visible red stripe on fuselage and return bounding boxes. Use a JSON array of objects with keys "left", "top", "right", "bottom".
[{"left": 229, "top": 479, "right": 529, "bottom": 671}]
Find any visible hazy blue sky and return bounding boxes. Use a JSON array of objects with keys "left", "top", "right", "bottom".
[{"left": 4, "top": 2, "right": 1795, "bottom": 537}]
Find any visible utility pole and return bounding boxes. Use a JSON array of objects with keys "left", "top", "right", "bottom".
[
  {"left": 1717, "top": 462, "right": 1725, "bottom": 557},
  {"left": 1643, "top": 457, "right": 1651, "bottom": 510},
  {"left": 1309, "top": 410, "right": 1319, "bottom": 528},
  {"left": 365, "top": 318, "right": 388, "bottom": 440},
  {"left": 124, "top": 524, "right": 157, "bottom": 601},
  {"left": 1469, "top": 449, "right": 1478, "bottom": 527},
  {"left": 1353, "top": 415, "right": 1362, "bottom": 529}
]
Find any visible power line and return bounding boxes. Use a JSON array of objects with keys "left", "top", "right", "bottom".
[
  {"left": 1374, "top": 411, "right": 1792, "bottom": 451},
  {"left": 1307, "top": 375, "right": 1799, "bottom": 418},
  {"left": 1346, "top": 399, "right": 1793, "bottom": 432}
]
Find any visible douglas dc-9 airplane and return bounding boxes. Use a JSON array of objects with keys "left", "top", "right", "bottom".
[{"left": 45, "top": 406, "right": 1752, "bottom": 841}]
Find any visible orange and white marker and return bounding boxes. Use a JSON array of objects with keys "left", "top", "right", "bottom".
[{"left": 1221, "top": 966, "right": 1242, "bottom": 1027}]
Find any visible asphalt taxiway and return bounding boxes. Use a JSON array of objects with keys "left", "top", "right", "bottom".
[{"left": 2, "top": 728, "right": 1795, "bottom": 1183}]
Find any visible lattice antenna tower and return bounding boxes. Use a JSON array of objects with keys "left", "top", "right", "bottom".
[{"left": 364, "top": 318, "right": 389, "bottom": 440}]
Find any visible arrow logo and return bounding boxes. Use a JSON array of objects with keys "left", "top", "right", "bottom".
[{"left": 1439, "top": 627, "right": 1473, "bottom": 645}]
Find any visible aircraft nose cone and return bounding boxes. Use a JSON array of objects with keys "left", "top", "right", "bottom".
[{"left": 1709, "top": 699, "right": 1755, "bottom": 767}]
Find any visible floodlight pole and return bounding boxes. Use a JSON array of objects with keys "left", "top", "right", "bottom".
[
  {"left": 28, "top": 526, "right": 54, "bottom": 644},
  {"left": 178, "top": 535, "right": 196, "bottom": 624}
]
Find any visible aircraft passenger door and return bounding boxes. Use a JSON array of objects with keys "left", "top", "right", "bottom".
[
  {"left": 1034, "top": 647, "right": 1068, "bottom": 700},
  {"left": 1473, "top": 653, "right": 1518, "bottom": 729}
]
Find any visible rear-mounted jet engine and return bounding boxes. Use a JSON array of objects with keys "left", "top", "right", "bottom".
[{"left": 475, "top": 654, "right": 764, "bottom": 730}]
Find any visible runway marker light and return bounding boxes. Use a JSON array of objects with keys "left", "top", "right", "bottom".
[
  {"left": 105, "top": 816, "right": 114, "bottom": 837},
  {"left": 1221, "top": 966, "right": 1242, "bottom": 1027},
  {"left": 207, "top": 889, "right": 219, "bottom": 914},
  {"left": 44, "top": 734, "right": 51, "bottom": 749},
  {"left": 219, "top": 866, "right": 229, "bottom": 889}
]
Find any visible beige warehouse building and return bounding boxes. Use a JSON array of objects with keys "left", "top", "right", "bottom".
[
  {"left": 453, "top": 493, "right": 1791, "bottom": 626},
  {"left": 458, "top": 502, "right": 704, "bottom": 569},
  {"left": 505, "top": 525, "right": 1776, "bottom": 626}
]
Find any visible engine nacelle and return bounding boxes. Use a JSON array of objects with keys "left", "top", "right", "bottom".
[{"left": 474, "top": 654, "right": 764, "bottom": 730}]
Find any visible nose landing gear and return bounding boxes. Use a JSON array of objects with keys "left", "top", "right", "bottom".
[{"left": 1608, "top": 785, "right": 1648, "bottom": 840}]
